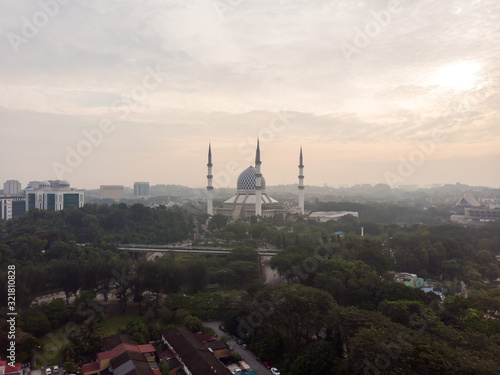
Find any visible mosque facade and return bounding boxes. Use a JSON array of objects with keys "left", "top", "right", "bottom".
[{"left": 206, "top": 140, "right": 304, "bottom": 220}]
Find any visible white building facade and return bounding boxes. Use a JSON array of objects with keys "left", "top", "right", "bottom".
[
  {"left": 26, "top": 180, "right": 84, "bottom": 211},
  {"left": 207, "top": 140, "right": 305, "bottom": 220}
]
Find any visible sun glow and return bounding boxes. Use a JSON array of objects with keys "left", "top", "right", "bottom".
[{"left": 431, "top": 61, "right": 481, "bottom": 91}]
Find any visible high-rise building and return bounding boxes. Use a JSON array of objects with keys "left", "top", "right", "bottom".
[
  {"left": 25, "top": 180, "right": 84, "bottom": 211},
  {"left": 3, "top": 180, "right": 21, "bottom": 195},
  {"left": 206, "top": 144, "right": 213, "bottom": 215},
  {"left": 133, "top": 182, "right": 150, "bottom": 197},
  {"left": 100, "top": 185, "right": 124, "bottom": 199},
  {"left": 1, "top": 196, "right": 26, "bottom": 220}
]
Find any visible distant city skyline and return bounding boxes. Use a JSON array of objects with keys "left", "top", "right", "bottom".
[{"left": 1, "top": 1, "right": 499, "bottom": 189}]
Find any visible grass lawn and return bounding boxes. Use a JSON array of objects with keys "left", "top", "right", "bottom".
[
  {"left": 100, "top": 313, "right": 138, "bottom": 337},
  {"left": 35, "top": 310, "right": 140, "bottom": 369}
]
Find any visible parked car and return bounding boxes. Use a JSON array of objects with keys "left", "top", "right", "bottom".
[
  {"left": 46, "top": 369, "right": 52, "bottom": 375},
  {"left": 53, "top": 365, "right": 59, "bottom": 374},
  {"left": 263, "top": 361, "right": 272, "bottom": 369},
  {"left": 271, "top": 368, "right": 281, "bottom": 375},
  {"left": 256, "top": 357, "right": 263, "bottom": 363},
  {"left": 241, "top": 343, "right": 247, "bottom": 350},
  {"left": 219, "top": 324, "right": 225, "bottom": 331}
]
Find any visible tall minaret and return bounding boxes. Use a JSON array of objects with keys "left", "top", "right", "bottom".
[
  {"left": 298, "top": 146, "right": 305, "bottom": 214},
  {"left": 255, "top": 139, "right": 262, "bottom": 216},
  {"left": 207, "top": 143, "right": 214, "bottom": 216}
]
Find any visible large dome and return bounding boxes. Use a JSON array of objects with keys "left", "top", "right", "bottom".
[{"left": 237, "top": 166, "right": 266, "bottom": 193}]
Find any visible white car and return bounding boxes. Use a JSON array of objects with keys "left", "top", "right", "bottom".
[
  {"left": 46, "top": 369, "right": 52, "bottom": 375},
  {"left": 53, "top": 365, "right": 59, "bottom": 374},
  {"left": 271, "top": 368, "right": 280, "bottom": 375}
]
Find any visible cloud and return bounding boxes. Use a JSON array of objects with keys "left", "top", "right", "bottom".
[{"left": 0, "top": 0, "right": 499, "bottom": 188}]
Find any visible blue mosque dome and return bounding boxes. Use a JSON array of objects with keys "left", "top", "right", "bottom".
[{"left": 237, "top": 166, "right": 266, "bottom": 193}]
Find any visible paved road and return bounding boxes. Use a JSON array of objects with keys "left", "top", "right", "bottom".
[{"left": 203, "top": 320, "right": 278, "bottom": 375}]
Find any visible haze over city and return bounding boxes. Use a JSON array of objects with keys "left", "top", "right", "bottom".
[{"left": 1, "top": 0, "right": 499, "bottom": 189}]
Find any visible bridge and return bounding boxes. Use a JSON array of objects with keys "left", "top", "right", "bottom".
[{"left": 118, "top": 244, "right": 280, "bottom": 256}]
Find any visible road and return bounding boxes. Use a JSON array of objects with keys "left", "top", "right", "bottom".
[{"left": 203, "top": 320, "right": 278, "bottom": 375}]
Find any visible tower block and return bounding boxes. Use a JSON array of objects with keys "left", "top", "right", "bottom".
[
  {"left": 207, "top": 143, "right": 214, "bottom": 215},
  {"left": 255, "top": 139, "right": 262, "bottom": 216},
  {"left": 298, "top": 146, "right": 305, "bottom": 214}
]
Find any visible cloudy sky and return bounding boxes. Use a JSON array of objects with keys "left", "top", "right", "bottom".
[{"left": 1, "top": 0, "right": 499, "bottom": 190}]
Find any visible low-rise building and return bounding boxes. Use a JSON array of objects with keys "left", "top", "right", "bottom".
[
  {"left": 100, "top": 185, "right": 125, "bottom": 200},
  {"left": 82, "top": 334, "right": 158, "bottom": 375},
  {"left": 162, "top": 326, "right": 232, "bottom": 375},
  {"left": 309, "top": 211, "right": 359, "bottom": 223},
  {"left": 394, "top": 272, "right": 426, "bottom": 288}
]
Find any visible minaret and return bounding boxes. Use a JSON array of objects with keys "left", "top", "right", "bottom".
[
  {"left": 255, "top": 139, "right": 262, "bottom": 216},
  {"left": 298, "top": 146, "right": 304, "bottom": 214},
  {"left": 207, "top": 143, "right": 214, "bottom": 216}
]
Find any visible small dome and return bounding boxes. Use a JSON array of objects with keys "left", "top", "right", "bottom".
[
  {"left": 58, "top": 180, "right": 70, "bottom": 187},
  {"left": 39, "top": 181, "right": 50, "bottom": 188},
  {"left": 237, "top": 166, "right": 266, "bottom": 193}
]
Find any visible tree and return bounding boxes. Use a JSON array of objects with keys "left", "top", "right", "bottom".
[
  {"left": 43, "top": 298, "right": 69, "bottom": 327},
  {"left": 441, "top": 259, "right": 462, "bottom": 281},
  {"left": 252, "top": 331, "right": 283, "bottom": 360},
  {"left": 289, "top": 341, "right": 342, "bottom": 375},
  {"left": 73, "top": 290, "right": 103, "bottom": 323},
  {"left": 220, "top": 333, "right": 231, "bottom": 343},
  {"left": 78, "top": 314, "right": 103, "bottom": 354},
  {"left": 180, "top": 259, "right": 208, "bottom": 293},
  {"left": 64, "top": 361, "right": 76, "bottom": 374},
  {"left": 124, "top": 318, "right": 149, "bottom": 344},
  {"left": 208, "top": 214, "right": 228, "bottom": 231},
  {"left": 159, "top": 361, "right": 170, "bottom": 375},
  {"left": 22, "top": 307, "right": 51, "bottom": 336},
  {"left": 52, "top": 259, "right": 83, "bottom": 304},
  {"left": 255, "top": 284, "right": 336, "bottom": 343},
  {"left": 17, "top": 335, "right": 41, "bottom": 364},
  {"left": 183, "top": 315, "right": 203, "bottom": 332},
  {"left": 61, "top": 342, "right": 77, "bottom": 362}
]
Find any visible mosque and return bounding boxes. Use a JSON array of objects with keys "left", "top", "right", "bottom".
[{"left": 206, "top": 140, "right": 304, "bottom": 220}]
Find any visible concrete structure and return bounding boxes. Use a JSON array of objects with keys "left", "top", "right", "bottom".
[
  {"left": 48, "top": 180, "right": 62, "bottom": 189},
  {"left": 133, "top": 181, "right": 150, "bottom": 197},
  {"left": 465, "top": 207, "right": 500, "bottom": 221},
  {"left": 206, "top": 143, "right": 214, "bottom": 216},
  {"left": 298, "top": 146, "right": 305, "bottom": 214},
  {"left": 309, "top": 211, "right": 359, "bottom": 223},
  {"left": 394, "top": 272, "right": 426, "bottom": 288},
  {"left": 27, "top": 180, "right": 42, "bottom": 189},
  {"left": 100, "top": 185, "right": 124, "bottom": 199},
  {"left": 456, "top": 191, "right": 481, "bottom": 207},
  {"left": 208, "top": 141, "right": 303, "bottom": 219},
  {"left": 0, "top": 196, "right": 26, "bottom": 220},
  {"left": 255, "top": 139, "right": 262, "bottom": 216},
  {"left": 3, "top": 180, "right": 21, "bottom": 195},
  {"left": 26, "top": 180, "right": 84, "bottom": 211}
]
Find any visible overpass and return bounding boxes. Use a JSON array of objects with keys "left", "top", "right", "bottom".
[{"left": 118, "top": 244, "right": 280, "bottom": 256}]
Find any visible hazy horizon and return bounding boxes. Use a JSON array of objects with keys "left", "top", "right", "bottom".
[{"left": 1, "top": 1, "right": 499, "bottom": 190}]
